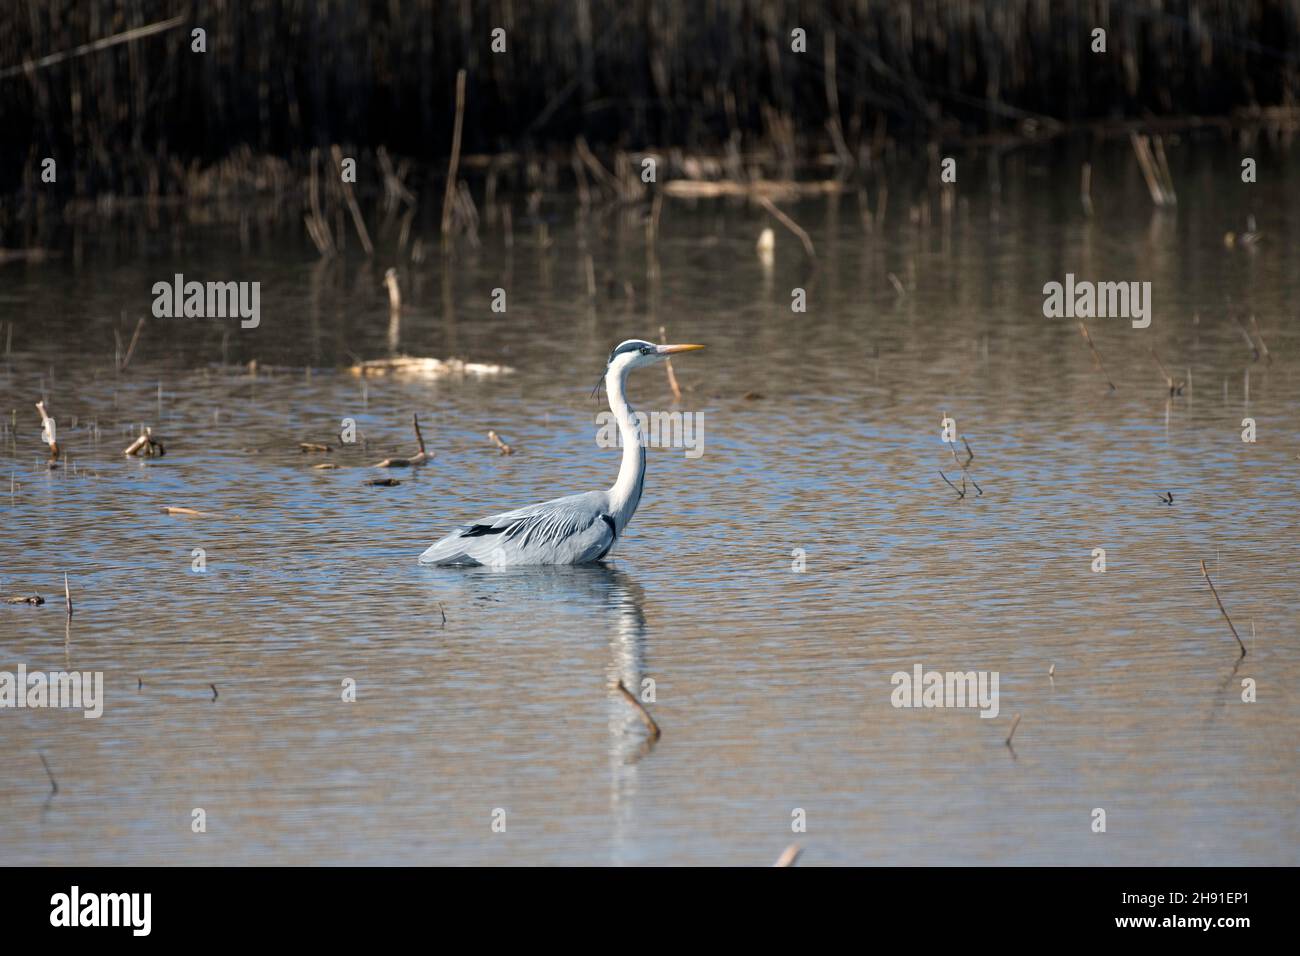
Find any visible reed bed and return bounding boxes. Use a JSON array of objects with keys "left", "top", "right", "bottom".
[{"left": 3, "top": 0, "right": 1300, "bottom": 202}]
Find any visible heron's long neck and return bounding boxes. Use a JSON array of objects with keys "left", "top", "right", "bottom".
[{"left": 606, "top": 366, "right": 645, "bottom": 528}]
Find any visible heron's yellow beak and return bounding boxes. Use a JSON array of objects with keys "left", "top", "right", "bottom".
[{"left": 658, "top": 343, "right": 706, "bottom": 355}]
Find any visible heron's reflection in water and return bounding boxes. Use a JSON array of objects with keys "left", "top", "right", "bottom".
[
  {"left": 424, "top": 563, "right": 654, "bottom": 861},
  {"left": 597, "top": 566, "right": 653, "bottom": 866}
]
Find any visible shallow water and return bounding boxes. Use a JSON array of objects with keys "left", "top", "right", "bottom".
[{"left": 2, "top": 140, "right": 1298, "bottom": 865}]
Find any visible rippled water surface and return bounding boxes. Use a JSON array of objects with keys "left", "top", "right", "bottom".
[{"left": 2, "top": 142, "right": 1298, "bottom": 864}]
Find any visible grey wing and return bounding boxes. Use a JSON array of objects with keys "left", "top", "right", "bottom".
[{"left": 419, "top": 491, "right": 617, "bottom": 566}]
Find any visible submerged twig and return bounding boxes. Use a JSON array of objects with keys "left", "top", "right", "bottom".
[
  {"left": 1200, "top": 560, "right": 1247, "bottom": 658},
  {"left": 1005, "top": 713, "right": 1022, "bottom": 747}
]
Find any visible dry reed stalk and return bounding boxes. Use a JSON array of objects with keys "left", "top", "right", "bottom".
[
  {"left": 305, "top": 147, "right": 335, "bottom": 256},
  {"left": 0, "top": 14, "right": 184, "bottom": 79},
  {"left": 384, "top": 268, "right": 402, "bottom": 311},
  {"left": 119, "top": 317, "right": 145, "bottom": 370},
  {"left": 773, "top": 844, "right": 802, "bottom": 867},
  {"left": 1200, "top": 560, "right": 1247, "bottom": 657},
  {"left": 660, "top": 326, "right": 682, "bottom": 401},
  {"left": 488, "top": 430, "right": 513, "bottom": 455},
  {"left": 755, "top": 195, "right": 815, "bottom": 259},
  {"left": 35, "top": 400, "right": 58, "bottom": 460},
  {"left": 615, "top": 680, "right": 662, "bottom": 739},
  {"left": 123, "top": 426, "right": 164, "bottom": 456},
  {"left": 1248, "top": 315, "right": 1272, "bottom": 364},
  {"left": 375, "top": 414, "right": 430, "bottom": 467},
  {"left": 1077, "top": 321, "right": 1115, "bottom": 390},
  {"left": 441, "top": 69, "right": 467, "bottom": 239},
  {"left": 1148, "top": 348, "right": 1184, "bottom": 395},
  {"left": 1005, "top": 714, "right": 1022, "bottom": 746},
  {"left": 822, "top": 31, "right": 852, "bottom": 166},
  {"left": 331, "top": 144, "right": 373, "bottom": 255}
]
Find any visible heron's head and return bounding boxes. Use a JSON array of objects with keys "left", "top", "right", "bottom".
[{"left": 606, "top": 338, "right": 705, "bottom": 372}]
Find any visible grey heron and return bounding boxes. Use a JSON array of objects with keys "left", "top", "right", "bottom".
[{"left": 419, "top": 339, "right": 704, "bottom": 566}]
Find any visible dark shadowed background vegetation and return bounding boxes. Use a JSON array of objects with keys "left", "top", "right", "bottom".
[{"left": 3, "top": 0, "right": 1300, "bottom": 200}]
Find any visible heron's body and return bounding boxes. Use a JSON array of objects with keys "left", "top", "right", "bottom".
[{"left": 418, "top": 339, "right": 700, "bottom": 566}]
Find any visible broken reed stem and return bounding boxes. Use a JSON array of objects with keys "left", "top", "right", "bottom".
[
  {"left": 35, "top": 400, "right": 59, "bottom": 460},
  {"left": 375, "top": 414, "right": 430, "bottom": 467},
  {"left": 1080, "top": 162, "right": 1093, "bottom": 217},
  {"left": 1077, "top": 321, "right": 1115, "bottom": 390},
  {"left": 773, "top": 843, "right": 802, "bottom": 867},
  {"left": 1005, "top": 713, "right": 1022, "bottom": 747},
  {"left": 120, "top": 317, "right": 145, "bottom": 370},
  {"left": 210, "top": 683, "right": 219, "bottom": 700},
  {"left": 123, "top": 425, "right": 164, "bottom": 456},
  {"left": 39, "top": 752, "right": 58, "bottom": 794},
  {"left": 615, "top": 680, "right": 662, "bottom": 740},
  {"left": 63, "top": 572, "right": 72, "bottom": 619},
  {"left": 160, "top": 506, "right": 216, "bottom": 517},
  {"left": 488, "top": 430, "right": 513, "bottom": 455},
  {"left": 441, "top": 69, "right": 467, "bottom": 239},
  {"left": 1200, "top": 560, "right": 1247, "bottom": 657},
  {"left": 755, "top": 195, "right": 815, "bottom": 259},
  {"left": 412, "top": 414, "right": 427, "bottom": 458},
  {"left": 332, "top": 144, "right": 373, "bottom": 255},
  {"left": 660, "top": 326, "right": 682, "bottom": 401}
]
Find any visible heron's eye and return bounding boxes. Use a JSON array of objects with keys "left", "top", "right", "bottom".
[{"left": 640, "top": 346, "right": 653, "bottom": 355}]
